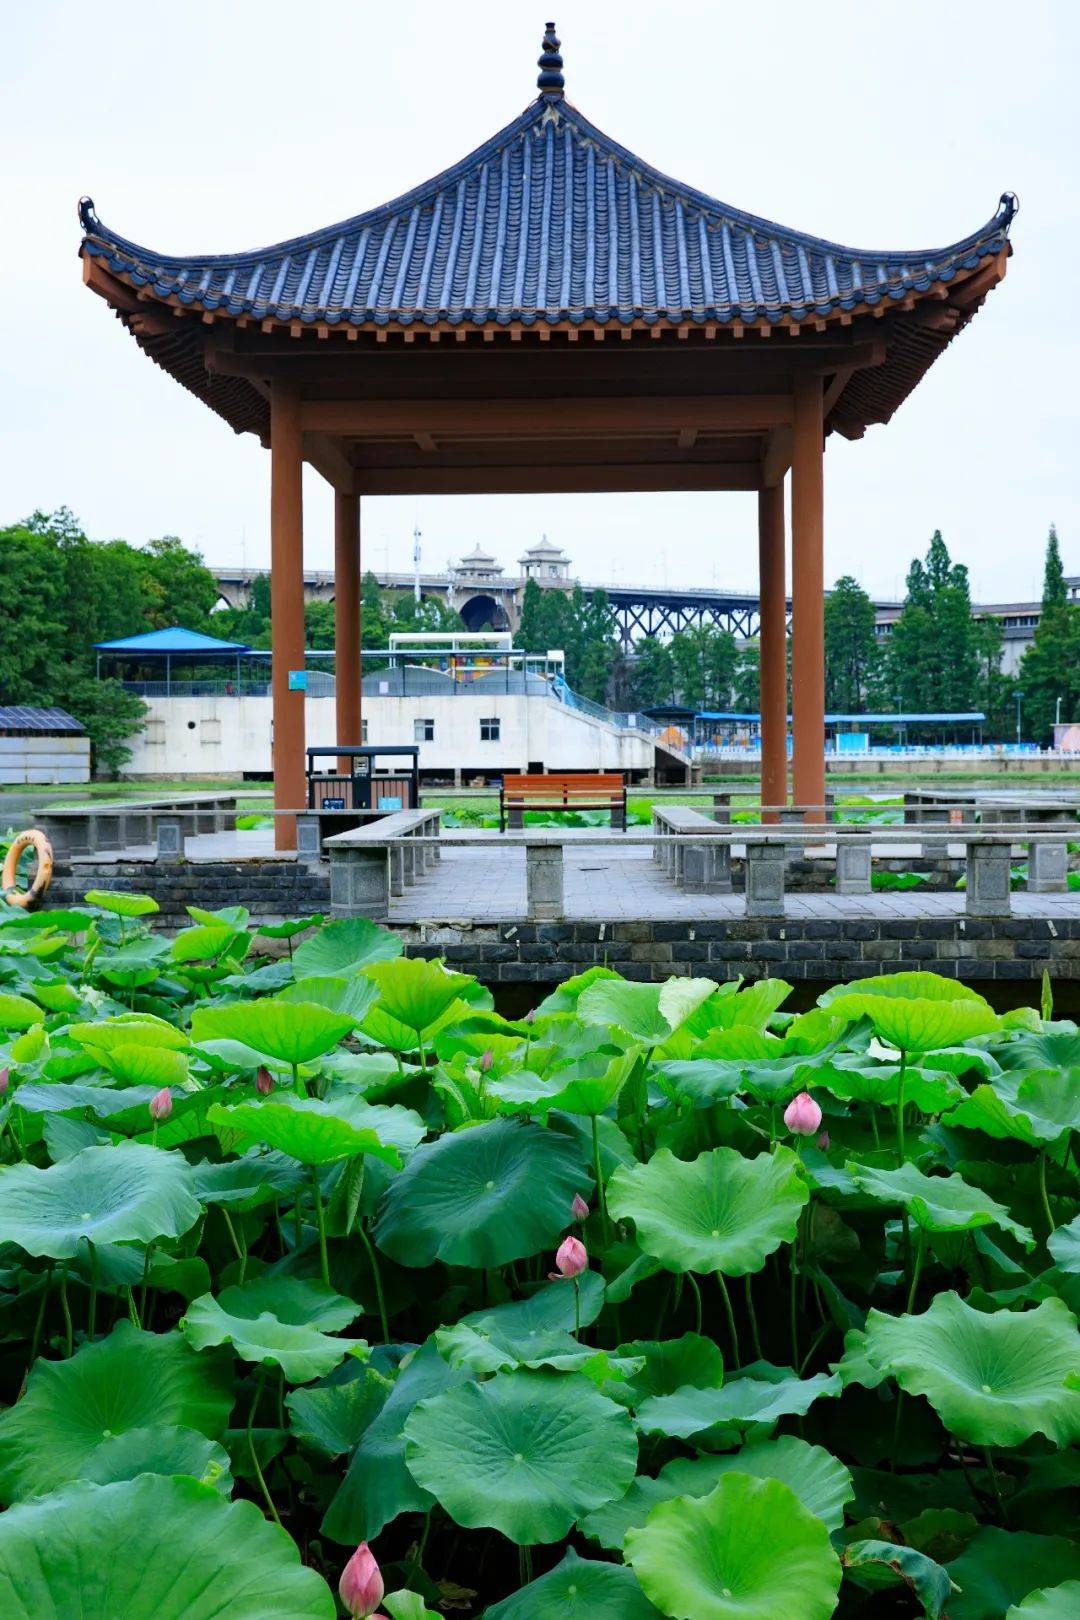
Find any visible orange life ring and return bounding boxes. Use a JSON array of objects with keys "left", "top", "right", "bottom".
[{"left": 2, "top": 829, "right": 54, "bottom": 910}]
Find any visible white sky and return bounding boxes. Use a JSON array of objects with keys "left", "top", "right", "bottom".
[{"left": 2, "top": 1, "right": 1076, "bottom": 606}]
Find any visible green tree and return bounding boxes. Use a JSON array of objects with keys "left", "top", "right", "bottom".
[
  {"left": 731, "top": 641, "right": 761, "bottom": 712},
  {"left": 140, "top": 535, "right": 220, "bottom": 630},
  {"left": 825, "top": 575, "right": 878, "bottom": 712},
  {"left": 886, "top": 531, "right": 979, "bottom": 715},
  {"left": 631, "top": 637, "right": 676, "bottom": 707},
  {"left": 1017, "top": 527, "right": 1080, "bottom": 743}
]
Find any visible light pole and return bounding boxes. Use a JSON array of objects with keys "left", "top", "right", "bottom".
[
  {"left": 1014, "top": 688, "right": 1023, "bottom": 746},
  {"left": 1056, "top": 695, "right": 1063, "bottom": 728}
]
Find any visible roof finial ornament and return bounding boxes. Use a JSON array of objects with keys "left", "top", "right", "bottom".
[
  {"left": 78, "top": 196, "right": 98, "bottom": 233},
  {"left": 537, "top": 21, "right": 564, "bottom": 98}
]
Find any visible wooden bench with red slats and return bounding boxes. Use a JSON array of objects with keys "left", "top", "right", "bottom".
[{"left": 499, "top": 772, "right": 627, "bottom": 832}]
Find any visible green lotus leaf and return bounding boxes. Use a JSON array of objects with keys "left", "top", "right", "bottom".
[
  {"left": 95, "top": 939, "right": 170, "bottom": 990},
  {"left": 533, "top": 965, "right": 621, "bottom": 1014},
  {"left": 191, "top": 1151, "right": 306, "bottom": 1209},
  {"left": 700, "top": 976, "right": 794, "bottom": 1034},
  {"left": 947, "top": 1529, "right": 1080, "bottom": 1620},
  {"left": 191, "top": 997, "right": 355, "bottom": 1064},
  {"left": 842, "top": 1539, "right": 955, "bottom": 1618},
  {"left": 625, "top": 1473, "right": 842, "bottom": 1620},
  {"left": 1008, "top": 1582, "right": 1080, "bottom": 1618},
  {"left": 946, "top": 1068, "right": 1080, "bottom": 1145},
  {"left": 849, "top": 1161, "right": 1034, "bottom": 1246},
  {"left": 362, "top": 955, "right": 477, "bottom": 1035},
  {"left": 97, "top": 1043, "right": 190, "bottom": 1088},
  {"left": 489, "top": 1047, "right": 638, "bottom": 1117},
  {"left": 170, "top": 923, "right": 248, "bottom": 964},
  {"left": 217, "top": 1276, "right": 360, "bottom": 1331},
  {"left": 0, "top": 1141, "right": 201, "bottom": 1258},
  {"left": 382, "top": 1595, "right": 444, "bottom": 1620},
  {"left": 635, "top": 1368, "right": 841, "bottom": 1441},
  {"left": 862, "top": 1293, "right": 1080, "bottom": 1446},
  {"left": 652, "top": 1058, "right": 746, "bottom": 1103},
  {"left": 287, "top": 1364, "right": 387, "bottom": 1457},
  {"left": 68, "top": 1016, "right": 190, "bottom": 1053},
  {"left": 1048, "top": 1213, "right": 1080, "bottom": 1275},
  {"left": 485, "top": 1547, "right": 663, "bottom": 1619},
  {"left": 998, "top": 1030, "right": 1080, "bottom": 1072},
  {"left": 76, "top": 1422, "right": 232, "bottom": 1493},
  {"left": 292, "top": 915, "right": 401, "bottom": 977},
  {"left": 27, "top": 978, "right": 82, "bottom": 1014},
  {"left": 181, "top": 1288, "right": 365, "bottom": 1383},
  {"left": 403, "top": 1369, "right": 637, "bottom": 1544},
  {"left": 577, "top": 975, "right": 717, "bottom": 1043},
  {"left": 434, "top": 1274, "right": 607, "bottom": 1365},
  {"left": 830, "top": 995, "right": 999, "bottom": 1052},
  {"left": 322, "top": 1344, "right": 471, "bottom": 1544},
  {"left": 207, "top": 1094, "right": 421, "bottom": 1166},
  {"left": 608, "top": 1146, "right": 808, "bottom": 1275},
  {"left": 820, "top": 971, "right": 989, "bottom": 1006},
  {"left": 0, "top": 1475, "right": 333, "bottom": 1618},
  {"left": 611, "top": 1333, "right": 726, "bottom": 1402},
  {"left": 376, "top": 1117, "right": 590, "bottom": 1269},
  {"left": 817, "top": 1059, "right": 962, "bottom": 1113},
  {"left": 13, "top": 1082, "right": 220, "bottom": 1139},
  {"left": 277, "top": 972, "right": 379, "bottom": 1024},
  {"left": 0, "top": 992, "right": 45, "bottom": 1030},
  {"left": 84, "top": 888, "right": 160, "bottom": 917},
  {"left": 581, "top": 1435, "right": 853, "bottom": 1550},
  {"left": 186, "top": 903, "right": 251, "bottom": 927},
  {"left": 0, "top": 1322, "right": 234, "bottom": 1502}
]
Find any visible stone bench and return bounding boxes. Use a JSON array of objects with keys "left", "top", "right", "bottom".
[
  {"left": 325, "top": 810, "right": 442, "bottom": 918},
  {"left": 652, "top": 806, "right": 731, "bottom": 893},
  {"left": 35, "top": 794, "right": 247, "bottom": 859}
]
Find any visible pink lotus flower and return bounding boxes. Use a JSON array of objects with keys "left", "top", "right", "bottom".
[
  {"left": 255, "top": 1066, "right": 275, "bottom": 1096},
  {"left": 148, "top": 1088, "right": 173, "bottom": 1122},
  {"left": 478, "top": 1048, "right": 494, "bottom": 1073},
  {"left": 816, "top": 1129, "right": 830, "bottom": 1151},
  {"left": 783, "top": 1091, "right": 822, "bottom": 1137},
  {"left": 0, "top": 1067, "right": 8, "bottom": 1095},
  {"left": 571, "top": 1193, "right": 590, "bottom": 1222},
  {"left": 551, "top": 1235, "right": 588, "bottom": 1279},
  {"left": 339, "top": 1543, "right": 384, "bottom": 1619}
]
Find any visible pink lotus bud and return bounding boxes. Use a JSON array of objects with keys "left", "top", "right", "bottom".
[
  {"left": 255, "top": 1066, "right": 275, "bottom": 1096},
  {"left": 339, "top": 1543, "right": 384, "bottom": 1619},
  {"left": 571, "top": 1193, "right": 590, "bottom": 1222},
  {"left": 523, "top": 1009, "right": 536, "bottom": 1025},
  {"left": 0, "top": 1067, "right": 8, "bottom": 1095},
  {"left": 816, "top": 1129, "right": 830, "bottom": 1151},
  {"left": 552, "top": 1235, "right": 588, "bottom": 1279},
  {"left": 148, "top": 1088, "right": 173, "bottom": 1121},
  {"left": 478, "top": 1048, "right": 494, "bottom": 1073},
  {"left": 783, "top": 1090, "right": 822, "bottom": 1137}
]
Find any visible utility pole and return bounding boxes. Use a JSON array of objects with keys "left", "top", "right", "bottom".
[
  {"left": 412, "top": 525, "right": 422, "bottom": 604},
  {"left": 1015, "top": 688, "right": 1024, "bottom": 746}
]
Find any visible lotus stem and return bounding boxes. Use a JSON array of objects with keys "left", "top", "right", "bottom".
[
  {"left": 716, "top": 1272, "right": 740, "bottom": 1369},
  {"left": 58, "top": 1266, "right": 73, "bottom": 1358},
  {"left": 138, "top": 1241, "right": 154, "bottom": 1325},
  {"left": 359, "top": 1221, "right": 390, "bottom": 1343},
  {"left": 1037, "top": 1151, "right": 1056, "bottom": 1235},
  {"left": 221, "top": 1207, "right": 248, "bottom": 1284},
  {"left": 905, "top": 1228, "right": 926, "bottom": 1316},
  {"left": 896, "top": 1048, "right": 908, "bottom": 1164},
  {"left": 789, "top": 1245, "right": 800, "bottom": 1373},
  {"left": 247, "top": 1368, "right": 282, "bottom": 1528},
  {"left": 687, "top": 1272, "right": 703, "bottom": 1336},
  {"left": 310, "top": 1168, "right": 330, "bottom": 1288},
  {"left": 86, "top": 1240, "right": 98, "bottom": 1340},
  {"left": 743, "top": 1273, "right": 764, "bottom": 1362},
  {"left": 591, "top": 1114, "right": 611, "bottom": 1248},
  {"left": 572, "top": 1278, "right": 580, "bottom": 1340},
  {"left": 984, "top": 1446, "right": 1009, "bottom": 1525}
]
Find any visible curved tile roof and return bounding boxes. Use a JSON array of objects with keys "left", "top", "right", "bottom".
[{"left": 79, "top": 94, "right": 1014, "bottom": 333}]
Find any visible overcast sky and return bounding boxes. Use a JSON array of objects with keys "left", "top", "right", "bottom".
[{"left": 2, "top": 1, "right": 1076, "bottom": 606}]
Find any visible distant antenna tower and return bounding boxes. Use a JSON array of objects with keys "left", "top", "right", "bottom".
[{"left": 412, "top": 525, "right": 422, "bottom": 602}]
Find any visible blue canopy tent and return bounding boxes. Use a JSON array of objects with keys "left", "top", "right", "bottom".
[{"left": 95, "top": 627, "right": 250, "bottom": 696}]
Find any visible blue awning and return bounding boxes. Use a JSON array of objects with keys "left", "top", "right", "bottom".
[{"left": 95, "top": 627, "right": 249, "bottom": 655}]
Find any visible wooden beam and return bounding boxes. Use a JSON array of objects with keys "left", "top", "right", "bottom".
[
  {"left": 302, "top": 433, "right": 356, "bottom": 493},
  {"left": 761, "top": 427, "right": 792, "bottom": 489},
  {"left": 299, "top": 396, "right": 793, "bottom": 436},
  {"left": 270, "top": 383, "right": 306, "bottom": 851},
  {"left": 352, "top": 463, "right": 762, "bottom": 495}
]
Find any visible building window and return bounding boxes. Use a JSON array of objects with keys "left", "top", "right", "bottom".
[
  {"left": 361, "top": 719, "right": 369, "bottom": 743},
  {"left": 480, "top": 716, "right": 500, "bottom": 742},
  {"left": 414, "top": 718, "right": 434, "bottom": 742}
]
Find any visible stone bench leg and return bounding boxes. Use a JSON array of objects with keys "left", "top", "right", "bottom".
[
  {"left": 330, "top": 846, "right": 390, "bottom": 919},
  {"left": 526, "top": 844, "right": 564, "bottom": 920},
  {"left": 123, "top": 812, "right": 151, "bottom": 846},
  {"left": 836, "top": 838, "right": 871, "bottom": 895},
  {"left": 38, "top": 818, "right": 72, "bottom": 863},
  {"left": 507, "top": 805, "right": 524, "bottom": 830},
  {"left": 91, "top": 815, "right": 122, "bottom": 853},
  {"left": 296, "top": 815, "right": 322, "bottom": 864},
  {"left": 1028, "top": 841, "right": 1067, "bottom": 894},
  {"left": 683, "top": 841, "right": 732, "bottom": 894},
  {"left": 156, "top": 817, "right": 184, "bottom": 863},
  {"left": 389, "top": 843, "right": 406, "bottom": 897},
  {"left": 966, "top": 841, "right": 1012, "bottom": 916},
  {"left": 745, "top": 843, "right": 785, "bottom": 917}
]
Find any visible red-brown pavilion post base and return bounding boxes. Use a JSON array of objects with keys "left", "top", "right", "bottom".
[
  {"left": 791, "top": 375, "right": 826, "bottom": 824},
  {"left": 334, "top": 490, "right": 362, "bottom": 772},
  {"left": 270, "top": 383, "right": 306, "bottom": 851},
  {"left": 757, "top": 481, "right": 788, "bottom": 823}
]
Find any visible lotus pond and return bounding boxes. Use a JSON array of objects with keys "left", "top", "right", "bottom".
[{"left": 0, "top": 895, "right": 1078, "bottom": 1618}]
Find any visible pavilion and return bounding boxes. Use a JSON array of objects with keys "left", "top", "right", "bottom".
[{"left": 78, "top": 23, "right": 1014, "bottom": 847}]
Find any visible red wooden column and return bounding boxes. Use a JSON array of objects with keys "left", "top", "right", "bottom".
[
  {"left": 757, "top": 480, "right": 788, "bottom": 822},
  {"left": 270, "top": 382, "right": 306, "bottom": 850},
  {"left": 791, "top": 374, "right": 826, "bottom": 822},
  {"left": 334, "top": 489, "right": 362, "bottom": 768}
]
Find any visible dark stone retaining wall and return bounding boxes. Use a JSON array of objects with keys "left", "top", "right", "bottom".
[{"left": 48, "top": 862, "right": 1078, "bottom": 984}]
